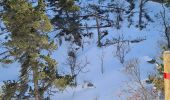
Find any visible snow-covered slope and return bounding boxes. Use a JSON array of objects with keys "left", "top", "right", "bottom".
[
  {"left": 0, "top": 1, "right": 169, "bottom": 100},
  {"left": 49, "top": 1, "right": 169, "bottom": 100}
]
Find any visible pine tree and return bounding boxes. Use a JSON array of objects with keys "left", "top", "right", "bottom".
[
  {"left": 0, "top": 0, "right": 62, "bottom": 99},
  {"left": 48, "top": 0, "right": 83, "bottom": 46}
]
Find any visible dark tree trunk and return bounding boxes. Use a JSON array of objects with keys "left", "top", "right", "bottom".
[
  {"left": 33, "top": 66, "right": 40, "bottom": 100},
  {"left": 139, "top": 0, "right": 143, "bottom": 30},
  {"left": 95, "top": 14, "right": 101, "bottom": 47}
]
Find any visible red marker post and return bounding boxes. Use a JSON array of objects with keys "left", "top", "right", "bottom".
[{"left": 164, "top": 51, "right": 170, "bottom": 100}]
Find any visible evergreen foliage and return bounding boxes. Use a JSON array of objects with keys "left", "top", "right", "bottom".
[
  {"left": 0, "top": 0, "right": 73, "bottom": 99},
  {"left": 48, "top": 0, "right": 83, "bottom": 46}
]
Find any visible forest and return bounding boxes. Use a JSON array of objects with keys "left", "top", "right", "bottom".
[{"left": 0, "top": 0, "right": 170, "bottom": 100}]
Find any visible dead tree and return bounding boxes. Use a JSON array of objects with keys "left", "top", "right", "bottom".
[
  {"left": 115, "top": 6, "right": 123, "bottom": 29},
  {"left": 109, "top": 1, "right": 125, "bottom": 29},
  {"left": 81, "top": 4, "right": 113, "bottom": 47},
  {"left": 123, "top": 58, "right": 148, "bottom": 100},
  {"left": 126, "top": 0, "right": 152, "bottom": 29},
  {"left": 100, "top": 48, "right": 104, "bottom": 74},
  {"left": 115, "top": 34, "right": 130, "bottom": 64},
  {"left": 165, "top": 27, "right": 170, "bottom": 48},
  {"left": 138, "top": 0, "right": 152, "bottom": 30},
  {"left": 122, "top": 58, "right": 160, "bottom": 99},
  {"left": 139, "top": 0, "right": 144, "bottom": 30},
  {"left": 95, "top": 11, "right": 102, "bottom": 47},
  {"left": 160, "top": 1, "right": 170, "bottom": 48},
  {"left": 126, "top": 0, "right": 135, "bottom": 27},
  {"left": 66, "top": 46, "right": 89, "bottom": 86}
]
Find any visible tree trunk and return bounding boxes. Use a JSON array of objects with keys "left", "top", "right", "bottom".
[
  {"left": 95, "top": 14, "right": 101, "bottom": 47},
  {"left": 33, "top": 66, "right": 40, "bottom": 100},
  {"left": 139, "top": 0, "right": 143, "bottom": 30}
]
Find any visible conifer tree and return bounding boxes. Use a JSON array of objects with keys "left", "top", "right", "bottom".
[
  {"left": 48, "top": 0, "right": 83, "bottom": 46},
  {"left": 0, "top": 0, "right": 73, "bottom": 99}
]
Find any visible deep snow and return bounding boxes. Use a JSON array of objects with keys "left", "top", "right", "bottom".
[{"left": 0, "top": 1, "right": 169, "bottom": 100}]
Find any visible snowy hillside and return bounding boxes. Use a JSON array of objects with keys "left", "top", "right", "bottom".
[
  {"left": 0, "top": 0, "right": 170, "bottom": 100},
  {"left": 50, "top": 1, "right": 168, "bottom": 100}
]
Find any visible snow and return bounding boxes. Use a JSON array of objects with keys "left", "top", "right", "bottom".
[
  {"left": 164, "top": 51, "right": 170, "bottom": 54},
  {"left": 0, "top": 63, "right": 20, "bottom": 81},
  {"left": 0, "top": 0, "right": 168, "bottom": 100}
]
